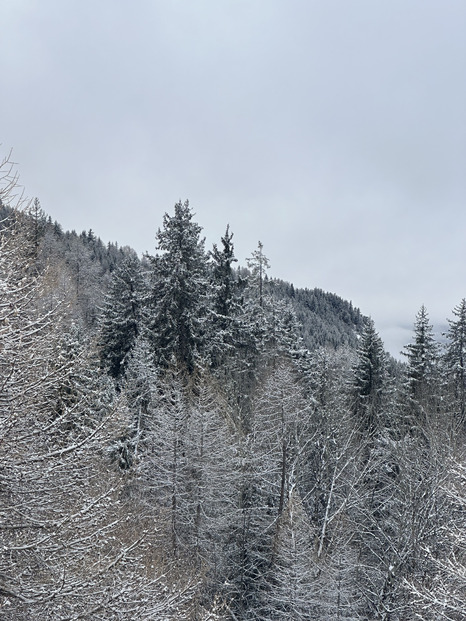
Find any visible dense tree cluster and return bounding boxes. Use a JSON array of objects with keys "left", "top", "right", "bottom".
[{"left": 1, "top": 156, "right": 465, "bottom": 619}]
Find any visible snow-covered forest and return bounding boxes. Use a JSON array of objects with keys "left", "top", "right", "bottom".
[{"left": 1, "top": 155, "right": 465, "bottom": 620}]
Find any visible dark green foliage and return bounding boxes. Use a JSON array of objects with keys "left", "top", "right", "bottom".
[
  {"left": 29, "top": 198, "right": 47, "bottom": 256},
  {"left": 402, "top": 306, "right": 442, "bottom": 437},
  {"left": 349, "top": 318, "right": 387, "bottom": 435},
  {"left": 147, "top": 200, "right": 209, "bottom": 373},
  {"left": 403, "top": 305, "right": 440, "bottom": 399},
  {"left": 207, "top": 224, "right": 247, "bottom": 370},
  {"left": 210, "top": 224, "right": 237, "bottom": 320},
  {"left": 99, "top": 251, "right": 144, "bottom": 380}
]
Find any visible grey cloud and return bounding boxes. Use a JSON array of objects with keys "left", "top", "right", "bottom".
[{"left": 1, "top": 0, "right": 465, "bottom": 357}]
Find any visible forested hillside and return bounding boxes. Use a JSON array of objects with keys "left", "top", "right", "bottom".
[{"left": 1, "top": 156, "right": 465, "bottom": 620}]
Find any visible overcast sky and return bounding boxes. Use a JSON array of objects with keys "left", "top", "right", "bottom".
[{"left": 1, "top": 0, "right": 465, "bottom": 357}]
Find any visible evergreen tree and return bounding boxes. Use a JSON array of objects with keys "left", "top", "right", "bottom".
[
  {"left": 349, "top": 318, "right": 388, "bottom": 436},
  {"left": 217, "top": 240, "right": 274, "bottom": 429},
  {"left": 210, "top": 224, "right": 238, "bottom": 320},
  {"left": 402, "top": 305, "right": 441, "bottom": 430},
  {"left": 147, "top": 200, "right": 208, "bottom": 374},
  {"left": 443, "top": 298, "right": 466, "bottom": 431},
  {"left": 99, "top": 251, "right": 144, "bottom": 380},
  {"left": 266, "top": 297, "right": 312, "bottom": 375},
  {"left": 403, "top": 306, "right": 439, "bottom": 397},
  {"left": 246, "top": 240, "right": 270, "bottom": 308},
  {"left": 208, "top": 224, "right": 245, "bottom": 369},
  {"left": 28, "top": 197, "right": 47, "bottom": 259},
  {"left": 106, "top": 334, "right": 161, "bottom": 471}
]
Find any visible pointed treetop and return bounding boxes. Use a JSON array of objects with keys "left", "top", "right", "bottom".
[{"left": 247, "top": 240, "right": 271, "bottom": 307}]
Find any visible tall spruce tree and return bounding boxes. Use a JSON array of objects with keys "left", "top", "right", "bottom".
[
  {"left": 349, "top": 318, "right": 388, "bottom": 436},
  {"left": 403, "top": 306, "right": 439, "bottom": 396},
  {"left": 208, "top": 224, "right": 244, "bottom": 369},
  {"left": 99, "top": 251, "right": 144, "bottom": 380},
  {"left": 210, "top": 224, "right": 238, "bottom": 321},
  {"left": 147, "top": 200, "right": 208, "bottom": 374},
  {"left": 402, "top": 305, "right": 440, "bottom": 429}
]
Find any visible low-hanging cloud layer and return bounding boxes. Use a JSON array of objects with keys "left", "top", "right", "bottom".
[{"left": 1, "top": 0, "right": 465, "bottom": 357}]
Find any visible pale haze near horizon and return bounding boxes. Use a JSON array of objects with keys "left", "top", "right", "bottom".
[{"left": 1, "top": 0, "right": 465, "bottom": 358}]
